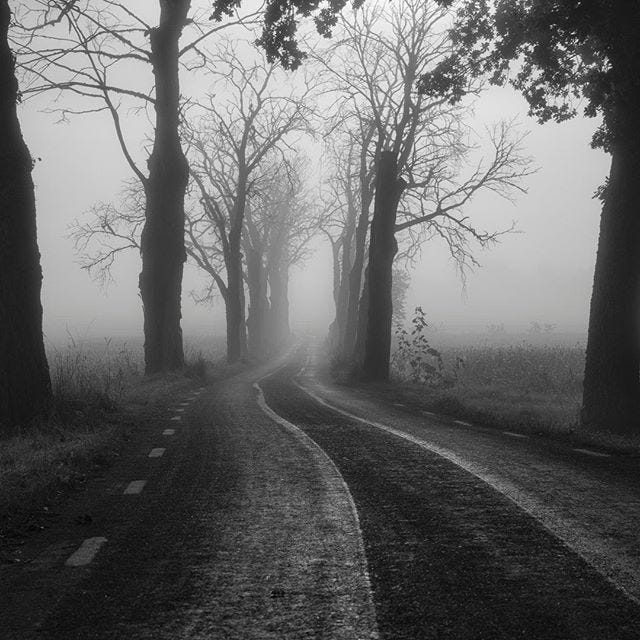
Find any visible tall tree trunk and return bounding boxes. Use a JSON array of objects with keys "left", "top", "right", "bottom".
[
  {"left": 327, "top": 237, "right": 342, "bottom": 349},
  {"left": 352, "top": 264, "right": 370, "bottom": 372},
  {"left": 0, "top": 0, "right": 51, "bottom": 427},
  {"left": 342, "top": 188, "right": 373, "bottom": 354},
  {"left": 139, "top": 0, "right": 190, "bottom": 374},
  {"left": 268, "top": 261, "right": 291, "bottom": 349},
  {"left": 582, "top": 95, "right": 640, "bottom": 434},
  {"left": 361, "top": 151, "right": 405, "bottom": 382},
  {"left": 334, "top": 198, "right": 357, "bottom": 351},
  {"left": 226, "top": 234, "right": 247, "bottom": 363},
  {"left": 246, "top": 244, "right": 269, "bottom": 358}
]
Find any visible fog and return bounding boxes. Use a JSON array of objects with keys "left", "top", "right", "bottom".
[{"left": 21, "top": 57, "right": 607, "bottom": 347}]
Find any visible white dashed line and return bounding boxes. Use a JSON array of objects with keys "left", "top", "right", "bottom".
[
  {"left": 393, "top": 403, "right": 406, "bottom": 408},
  {"left": 148, "top": 448, "right": 165, "bottom": 458},
  {"left": 170, "top": 416, "right": 181, "bottom": 421},
  {"left": 65, "top": 537, "right": 108, "bottom": 567},
  {"left": 422, "top": 411, "right": 436, "bottom": 417},
  {"left": 179, "top": 402, "right": 190, "bottom": 406},
  {"left": 174, "top": 408, "right": 185, "bottom": 413},
  {"left": 162, "top": 429, "right": 175, "bottom": 436},
  {"left": 573, "top": 448, "right": 610, "bottom": 458},
  {"left": 503, "top": 431, "right": 529, "bottom": 439},
  {"left": 123, "top": 480, "right": 146, "bottom": 495},
  {"left": 454, "top": 420, "right": 473, "bottom": 427}
]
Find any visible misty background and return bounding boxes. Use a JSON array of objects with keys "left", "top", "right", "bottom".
[{"left": 21, "top": 64, "right": 607, "bottom": 346}]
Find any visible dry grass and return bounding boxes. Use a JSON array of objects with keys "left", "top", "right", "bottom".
[{"left": 385, "top": 335, "right": 640, "bottom": 451}]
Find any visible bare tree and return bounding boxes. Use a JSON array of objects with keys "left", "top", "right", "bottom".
[
  {"left": 13, "top": 0, "right": 255, "bottom": 373},
  {"left": 247, "top": 156, "right": 317, "bottom": 355},
  {"left": 318, "top": 0, "right": 533, "bottom": 380},
  {"left": 184, "top": 43, "right": 313, "bottom": 362},
  {"left": 0, "top": 0, "right": 50, "bottom": 429},
  {"left": 320, "top": 132, "right": 361, "bottom": 351}
]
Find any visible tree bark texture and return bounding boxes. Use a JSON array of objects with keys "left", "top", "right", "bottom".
[
  {"left": 361, "top": 151, "right": 405, "bottom": 382},
  {"left": 139, "top": 0, "right": 190, "bottom": 374},
  {"left": 582, "top": 75, "right": 640, "bottom": 433},
  {"left": 0, "top": 0, "right": 51, "bottom": 428}
]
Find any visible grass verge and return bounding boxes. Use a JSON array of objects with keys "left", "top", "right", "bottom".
[{"left": 343, "top": 379, "right": 640, "bottom": 454}]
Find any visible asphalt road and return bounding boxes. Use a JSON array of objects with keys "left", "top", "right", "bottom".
[{"left": 2, "top": 349, "right": 640, "bottom": 639}]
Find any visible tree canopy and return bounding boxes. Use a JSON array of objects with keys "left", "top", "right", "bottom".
[{"left": 421, "top": 1, "right": 640, "bottom": 151}]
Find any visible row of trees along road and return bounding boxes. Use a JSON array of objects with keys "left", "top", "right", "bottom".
[
  {"left": 70, "top": 39, "right": 316, "bottom": 365},
  {"left": 1, "top": 0, "right": 638, "bottom": 438},
  {"left": 318, "top": 0, "right": 532, "bottom": 379}
]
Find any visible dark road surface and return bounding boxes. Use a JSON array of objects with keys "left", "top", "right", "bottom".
[{"left": 2, "top": 349, "right": 640, "bottom": 639}]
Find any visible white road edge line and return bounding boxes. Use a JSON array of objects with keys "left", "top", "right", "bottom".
[
  {"left": 292, "top": 378, "right": 639, "bottom": 607},
  {"left": 253, "top": 377, "right": 381, "bottom": 639},
  {"left": 148, "top": 448, "right": 166, "bottom": 458},
  {"left": 65, "top": 537, "right": 107, "bottom": 567},
  {"left": 123, "top": 480, "right": 146, "bottom": 495},
  {"left": 573, "top": 448, "right": 610, "bottom": 458},
  {"left": 162, "top": 429, "right": 175, "bottom": 436}
]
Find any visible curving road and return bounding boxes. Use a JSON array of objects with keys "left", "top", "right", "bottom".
[{"left": 2, "top": 348, "right": 640, "bottom": 639}]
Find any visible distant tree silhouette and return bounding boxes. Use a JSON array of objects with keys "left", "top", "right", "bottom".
[
  {"left": 244, "top": 157, "right": 316, "bottom": 357},
  {"left": 14, "top": 1, "right": 254, "bottom": 374},
  {"left": 183, "top": 44, "right": 312, "bottom": 362},
  {"left": 320, "top": 132, "right": 370, "bottom": 355},
  {"left": 422, "top": 1, "right": 640, "bottom": 433},
  {"left": 0, "top": 0, "right": 51, "bottom": 428}
]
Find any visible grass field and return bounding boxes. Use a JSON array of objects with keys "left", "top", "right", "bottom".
[
  {"left": 383, "top": 331, "right": 638, "bottom": 450},
  {"left": 383, "top": 328, "right": 636, "bottom": 446}
]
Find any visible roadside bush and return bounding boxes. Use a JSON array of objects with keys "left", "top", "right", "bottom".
[{"left": 391, "top": 307, "right": 444, "bottom": 385}]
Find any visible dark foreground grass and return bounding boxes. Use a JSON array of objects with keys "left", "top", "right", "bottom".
[{"left": 0, "top": 344, "right": 221, "bottom": 555}]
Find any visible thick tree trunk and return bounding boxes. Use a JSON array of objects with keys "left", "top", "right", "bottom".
[
  {"left": 361, "top": 151, "right": 405, "bottom": 382},
  {"left": 0, "top": 0, "right": 51, "bottom": 428},
  {"left": 582, "top": 98, "right": 640, "bottom": 434},
  {"left": 139, "top": 0, "right": 190, "bottom": 374}
]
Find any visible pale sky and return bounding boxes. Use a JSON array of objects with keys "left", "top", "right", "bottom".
[{"left": 17, "top": 10, "right": 609, "bottom": 347}]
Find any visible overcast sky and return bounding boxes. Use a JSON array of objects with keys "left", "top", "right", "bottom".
[{"left": 17, "top": 10, "right": 609, "bottom": 347}]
